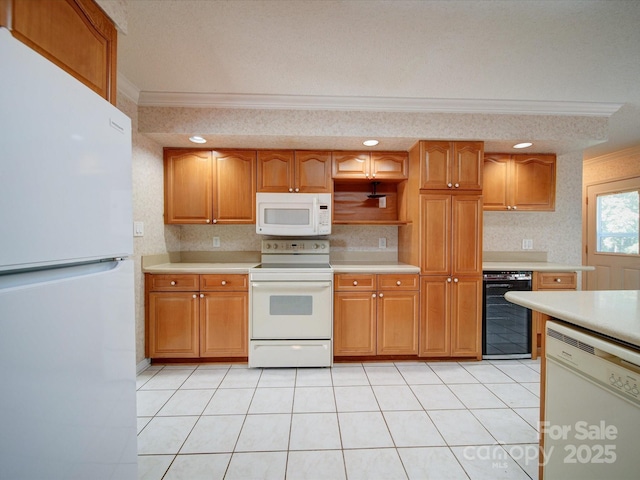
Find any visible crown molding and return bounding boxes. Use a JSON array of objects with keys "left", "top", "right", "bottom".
[
  {"left": 117, "top": 73, "right": 141, "bottom": 104},
  {"left": 135, "top": 91, "right": 622, "bottom": 116}
]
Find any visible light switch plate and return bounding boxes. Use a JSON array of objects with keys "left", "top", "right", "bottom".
[
  {"left": 213, "top": 236, "right": 221, "bottom": 248},
  {"left": 133, "top": 221, "right": 144, "bottom": 237},
  {"left": 522, "top": 239, "right": 533, "bottom": 250},
  {"left": 379, "top": 237, "right": 387, "bottom": 249}
]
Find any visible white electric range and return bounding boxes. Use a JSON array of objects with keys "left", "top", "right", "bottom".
[{"left": 248, "top": 239, "right": 333, "bottom": 368}]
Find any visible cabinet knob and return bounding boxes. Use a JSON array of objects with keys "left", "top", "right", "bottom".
[
  {"left": 221, "top": 280, "right": 227, "bottom": 285},
  {"left": 372, "top": 293, "right": 377, "bottom": 298},
  {"left": 555, "top": 278, "right": 562, "bottom": 283},
  {"left": 206, "top": 219, "right": 211, "bottom": 223},
  {"left": 192, "top": 294, "right": 197, "bottom": 299},
  {"left": 447, "top": 183, "right": 453, "bottom": 188},
  {"left": 294, "top": 187, "right": 299, "bottom": 192},
  {"left": 396, "top": 280, "right": 401, "bottom": 286},
  {"left": 213, "top": 219, "right": 218, "bottom": 224},
  {"left": 170, "top": 281, "right": 176, "bottom": 286},
  {"left": 506, "top": 206, "right": 512, "bottom": 210},
  {"left": 379, "top": 293, "right": 384, "bottom": 298},
  {"left": 200, "top": 293, "right": 204, "bottom": 298},
  {"left": 453, "top": 278, "right": 459, "bottom": 283},
  {"left": 289, "top": 188, "right": 293, "bottom": 192},
  {"left": 512, "top": 206, "right": 517, "bottom": 210},
  {"left": 353, "top": 280, "right": 358, "bottom": 286},
  {"left": 454, "top": 183, "right": 460, "bottom": 188},
  {"left": 447, "top": 277, "right": 452, "bottom": 283}
]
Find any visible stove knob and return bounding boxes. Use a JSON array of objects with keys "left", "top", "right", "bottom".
[
  {"left": 313, "top": 243, "right": 319, "bottom": 249},
  {"left": 320, "top": 244, "right": 326, "bottom": 249},
  {"left": 273, "top": 244, "right": 278, "bottom": 249}
]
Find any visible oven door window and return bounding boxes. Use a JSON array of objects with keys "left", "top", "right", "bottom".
[
  {"left": 251, "top": 281, "right": 332, "bottom": 339},
  {"left": 270, "top": 295, "right": 313, "bottom": 315}
]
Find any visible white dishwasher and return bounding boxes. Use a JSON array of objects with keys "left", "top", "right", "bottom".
[{"left": 543, "top": 320, "right": 640, "bottom": 479}]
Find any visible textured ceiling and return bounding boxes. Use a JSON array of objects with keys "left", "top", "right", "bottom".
[{"left": 115, "top": 0, "right": 640, "bottom": 158}]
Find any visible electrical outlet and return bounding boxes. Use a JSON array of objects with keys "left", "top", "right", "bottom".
[
  {"left": 213, "top": 236, "right": 221, "bottom": 248},
  {"left": 378, "top": 197, "right": 387, "bottom": 208},
  {"left": 379, "top": 237, "right": 387, "bottom": 249},
  {"left": 522, "top": 239, "right": 533, "bottom": 250}
]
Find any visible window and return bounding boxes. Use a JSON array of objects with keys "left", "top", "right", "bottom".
[{"left": 596, "top": 190, "right": 639, "bottom": 254}]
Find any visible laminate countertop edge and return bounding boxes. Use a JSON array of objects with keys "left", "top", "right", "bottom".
[{"left": 505, "top": 290, "right": 640, "bottom": 349}]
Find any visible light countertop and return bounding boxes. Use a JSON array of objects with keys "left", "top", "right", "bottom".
[
  {"left": 331, "top": 262, "right": 420, "bottom": 274},
  {"left": 144, "top": 261, "right": 420, "bottom": 274},
  {"left": 143, "top": 262, "right": 259, "bottom": 274},
  {"left": 505, "top": 290, "right": 640, "bottom": 349},
  {"left": 483, "top": 262, "right": 594, "bottom": 272}
]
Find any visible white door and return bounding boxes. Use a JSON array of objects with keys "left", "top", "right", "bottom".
[{"left": 585, "top": 178, "right": 640, "bottom": 290}]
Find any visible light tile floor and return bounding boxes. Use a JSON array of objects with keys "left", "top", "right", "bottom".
[{"left": 137, "top": 359, "right": 541, "bottom": 480}]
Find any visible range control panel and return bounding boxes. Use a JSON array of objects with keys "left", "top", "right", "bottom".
[{"left": 261, "top": 239, "right": 330, "bottom": 254}]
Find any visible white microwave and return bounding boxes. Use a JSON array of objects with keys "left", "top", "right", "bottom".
[{"left": 256, "top": 192, "right": 332, "bottom": 236}]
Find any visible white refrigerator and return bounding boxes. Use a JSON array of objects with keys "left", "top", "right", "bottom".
[{"left": 0, "top": 27, "right": 137, "bottom": 479}]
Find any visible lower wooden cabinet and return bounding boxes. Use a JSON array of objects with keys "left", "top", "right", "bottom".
[
  {"left": 334, "top": 273, "right": 419, "bottom": 357},
  {"left": 148, "top": 291, "right": 200, "bottom": 358},
  {"left": 530, "top": 271, "right": 577, "bottom": 359},
  {"left": 419, "top": 275, "right": 481, "bottom": 358},
  {"left": 145, "top": 273, "right": 248, "bottom": 359}
]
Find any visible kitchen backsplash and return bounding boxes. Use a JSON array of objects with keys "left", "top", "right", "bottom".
[{"left": 175, "top": 224, "right": 399, "bottom": 254}]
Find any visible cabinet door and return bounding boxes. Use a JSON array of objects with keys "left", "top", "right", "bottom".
[
  {"left": 332, "top": 152, "right": 370, "bottom": 179},
  {"left": 452, "top": 142, "right": 483, "bottom": 190},
  {"left": 200, "top": 292, "right": 248, "bottom": 357},
  {"left": 419, "top": 276, "right": 450, "bottom": 357},
  {"left": 419, "top": 194, "right": 451, "bottom": 275},
  {"left": 377, "top": 290, "right": 419, "bottom": 355},
  {"left": 212, "top": 150, "right": 256, "bottom": 223},
  {"left": 371, "top": 152, "right": 408, "bottom": 180},
  {"left": 333, "top": 291, "right": 376, "bottom": 356},
  {"left": 451, "top": 195, "right": 483, "bottom": 276},
  {"left": 148, "top": 292, "right": 199, "bottom": 358},
  {"left": 450, "top": 277, "right": 481, "bottom": 358},
  {"left": 419, "top": 141, "right": 451, "bottom": 189},
  {"left": 482, "top": 154, "right": 511, "bottom": 210},
  {"left": 295, "top": 151, "right": 332, "bottom": 193},
  {"left": 511, "top": 154, "right": 556, "bottom": 211},
  {"left": 9, "top": 0, "right": 118, "bottom": 103},
  {"left": 164, "top": 150, "right": 212, "bottom": 224},
  {"left": 257, "top": 150, "right": 294, "bottom": 192}
]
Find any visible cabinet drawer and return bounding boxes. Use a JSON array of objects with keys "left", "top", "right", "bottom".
[
  {"left": 149, "top": 274, "right": 199, "bottom": 291},
  {"left": 200, "top": 274, "right": 248, "bottom": 291},
  {"left": 334, "top": 273, "right": 376, "bottom": 291},
  {"left": 535, "top": 272, "right": 577, "bottom": 290},
  {"left": 377, "top": 274, "right": 419, "bottom": 290}
]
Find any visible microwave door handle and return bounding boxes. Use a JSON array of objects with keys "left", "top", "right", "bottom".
[{"left": 312, "top": 196, "right": 318, "bottom": 234}]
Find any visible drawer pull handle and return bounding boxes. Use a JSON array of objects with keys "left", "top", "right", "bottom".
[
  {"left": 555, "top": 278, "right": 562, "bottom": 283},
  {"left": 221, "top": 280, "right": 227, "bottom": 286},
  {"left": 353, "top": 281, "right": 358, "bottom": 286},
  {"left": 396, "top": 280, "right": 401, "bottom": 286},
  {"left": 170, "top": 281, "right": 176, "bottom": 286}
]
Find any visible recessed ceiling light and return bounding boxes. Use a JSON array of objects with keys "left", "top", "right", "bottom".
[
  {"left": 189, "top": 135, "right": 207, "bottom": 144},
  {"left": 513, "top": 142, "right": 533, "bottom": 149},
  {"left": 363, "top": 139, "right": 379, "bottom": 147}
]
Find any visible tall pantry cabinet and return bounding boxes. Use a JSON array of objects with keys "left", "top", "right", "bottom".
[{"left": 399, "top": 141, "right": 483, "bottom": 359}]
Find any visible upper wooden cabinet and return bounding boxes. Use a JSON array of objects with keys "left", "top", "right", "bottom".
[
  {"left": 332, "top": 151, "right": 408, "bottom": 181},
  {"left": 1, "top": 0, "right": 118, "bottom": 104},
  {"left": 412, "top": 141, "right": 483, "bottom": 190},
  {"left": 483, "top": 153, "right": 556, "bottom": 211},
  {"left": 164, "top": 149, "right": 256, "bottom": 225},
  {"left": 257, "top": 150, "right": 332, "bottom": 193}
]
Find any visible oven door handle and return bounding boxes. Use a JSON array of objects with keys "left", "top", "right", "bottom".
[
  {"left": 485, "top": 283, "right": 518, "bottom": 289},
  {"left": 251, "top": 281, "right": 332, "bottom": 289}
]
